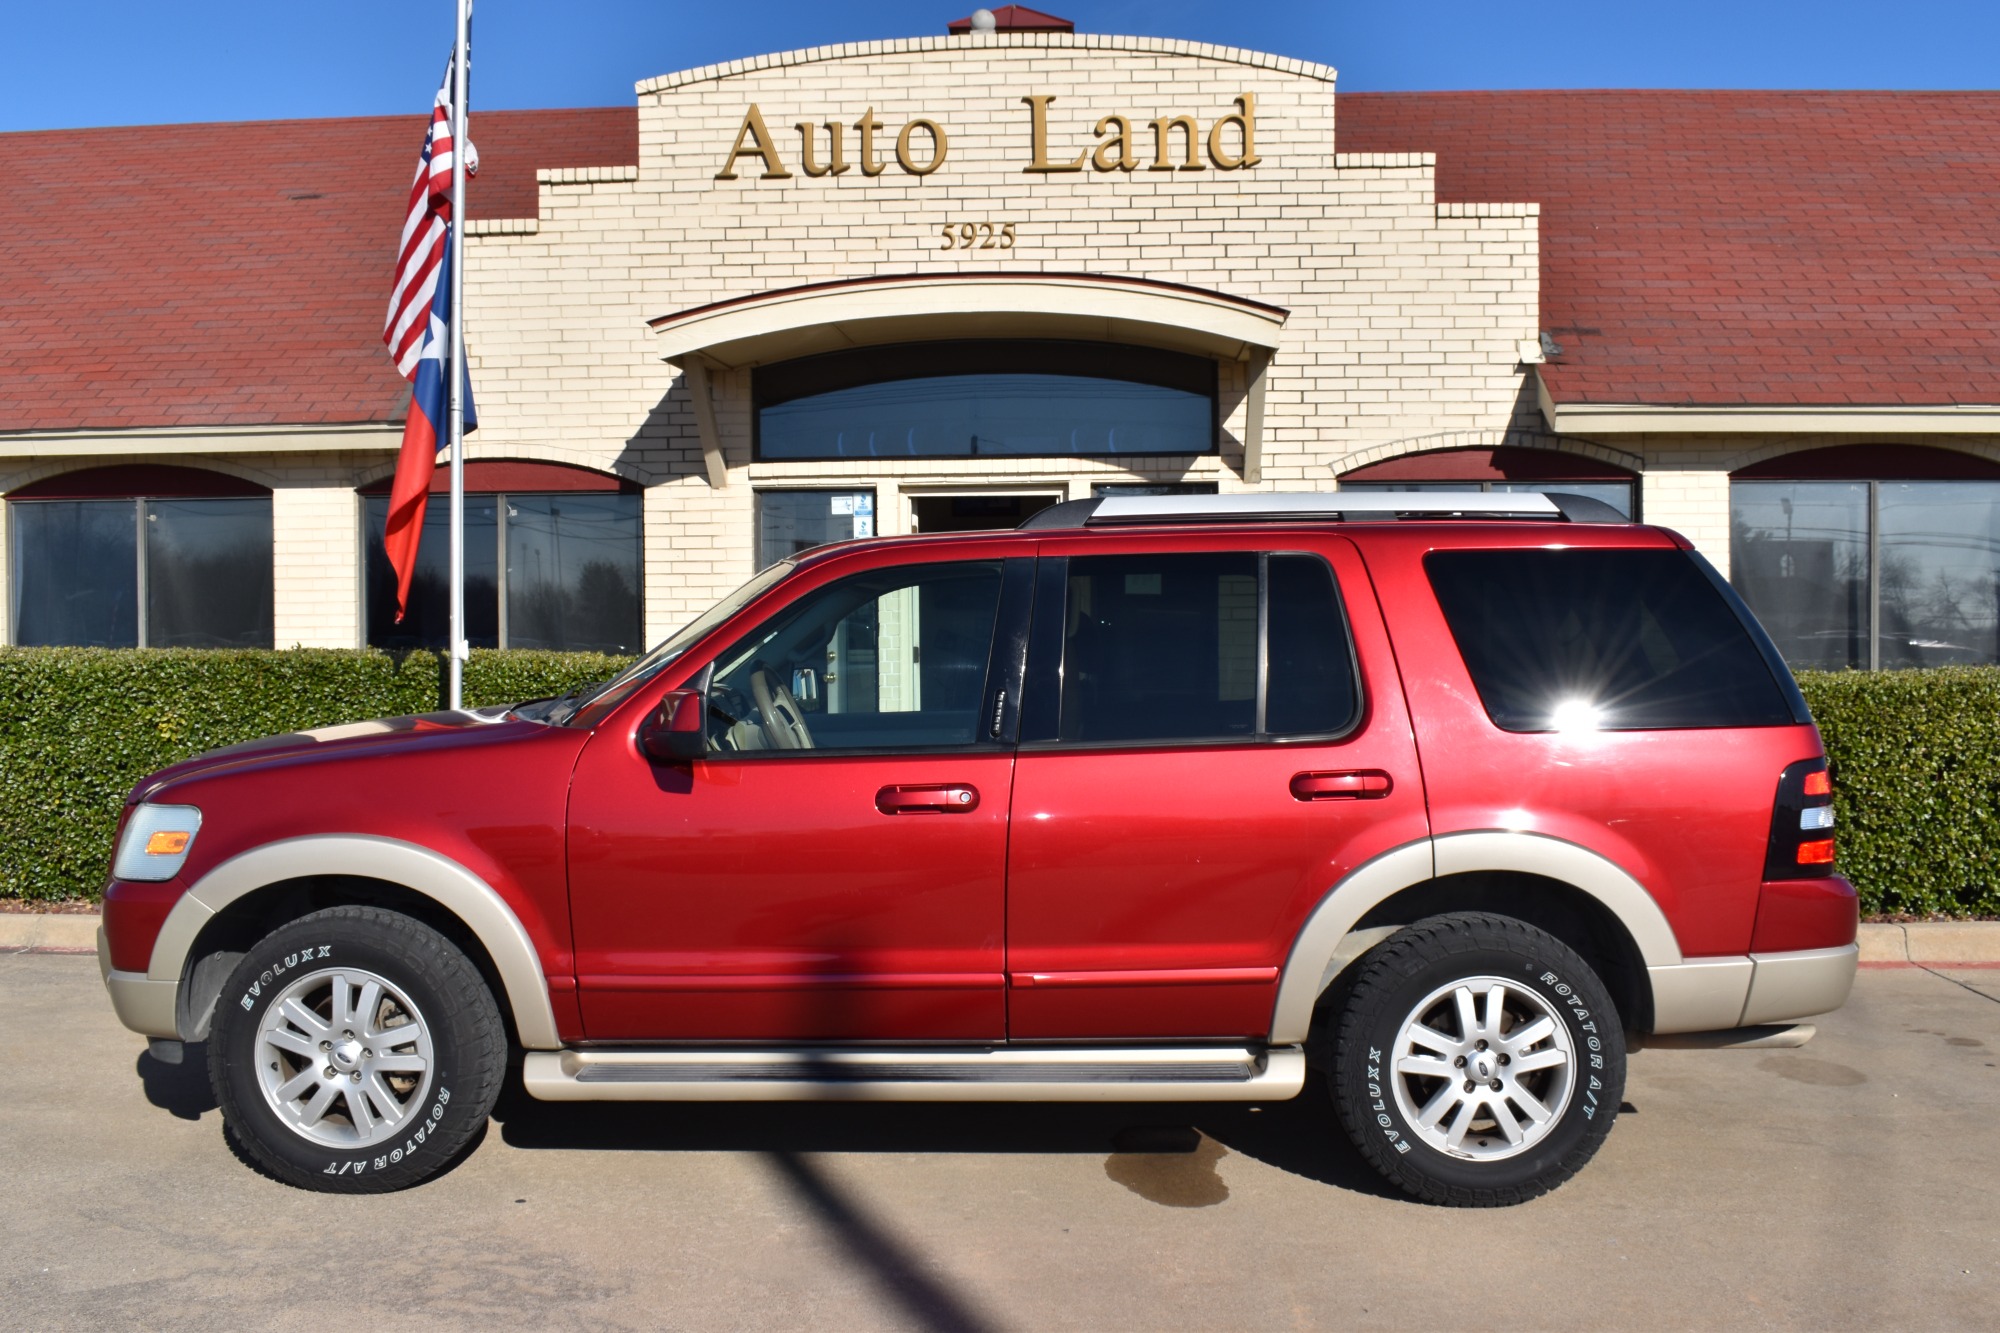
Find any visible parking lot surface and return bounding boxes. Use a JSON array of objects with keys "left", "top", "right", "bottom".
[{"left": 3, "top": 951, "right": 1996, "bottom": 1331}]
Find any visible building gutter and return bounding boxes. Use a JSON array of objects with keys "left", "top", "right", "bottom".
[
  {"left": 0, "top": 422, "right": 402, "bottom": 459},
  {"left": 1535, "top": 371, "right": 2000, "bottom": 436}
]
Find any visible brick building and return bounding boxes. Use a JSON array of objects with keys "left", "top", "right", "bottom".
[{"left": 5, "top": 22, "right": 1999, "bottom": 668}]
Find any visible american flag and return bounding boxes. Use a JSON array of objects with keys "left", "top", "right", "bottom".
[{"left": 383, "top": 61, "right": 476, "bottom": 379}]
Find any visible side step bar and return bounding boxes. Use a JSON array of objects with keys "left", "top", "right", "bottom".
[{"left": 523, "top": 1044, "right": 1307, "bottom": 1103}]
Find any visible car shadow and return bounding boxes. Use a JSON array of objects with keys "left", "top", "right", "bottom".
[
  {"left": 490, "top": 1076, "right": 1405, "bottom": 1202},
  {"left": 136, "top": 1042, "right": 217, "bottom": 1121}
]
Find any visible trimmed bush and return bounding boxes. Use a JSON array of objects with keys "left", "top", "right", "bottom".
[
  {"left": 2, "top": 649, "right": 1994, "bottom": 915},
  {"left": 1796, "top": 666, "right": 2000, "bottom": 918},
  {"left": 0, "top": 647, "right": 630, "bottom": 903}
]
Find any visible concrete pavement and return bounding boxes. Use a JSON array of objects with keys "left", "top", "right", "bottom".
[{"left": 2, "top": 950, "right": 1997, "bottom": 1331}]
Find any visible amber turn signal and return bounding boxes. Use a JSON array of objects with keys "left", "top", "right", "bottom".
[{"left": 145, "top": 830, "right": 191, "bottom": 856}]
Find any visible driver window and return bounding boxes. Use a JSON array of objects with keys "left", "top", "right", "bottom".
[{"left": 702, "top": 560, "right": 1005, "bottom": 753}]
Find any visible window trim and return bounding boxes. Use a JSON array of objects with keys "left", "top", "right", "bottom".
[{"left": 1018, "top": 549, "right": 1366, "bottom": 752}]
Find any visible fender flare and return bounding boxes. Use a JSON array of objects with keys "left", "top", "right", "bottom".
[
  {"left": 1268, "top": 831, "right": 1683, "bottom": 1043},
  {"left": 147, "top": 834, "right": 562, "bottom": 1049}
]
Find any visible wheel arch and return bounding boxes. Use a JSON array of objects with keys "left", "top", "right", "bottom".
[
  {"left": 1271, "top": 832, "right": 1683, "bottom": 1042},
  {"left": 149, "top": 836, "right": 562, "bottom": 1049}
]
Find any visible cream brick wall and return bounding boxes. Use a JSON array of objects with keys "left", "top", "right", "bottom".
[
  {"left": 458, "top": 34, "right": 1545, "bottom": 637},
  {"left": 272, "top": 482, "right": 360, "bottom": 647}
]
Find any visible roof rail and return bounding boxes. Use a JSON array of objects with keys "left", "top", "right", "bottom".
[{"left": 1019, "top": 490, "right": 1625, "bottom": 530}]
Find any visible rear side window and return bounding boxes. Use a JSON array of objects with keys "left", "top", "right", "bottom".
[
  {"left": 1049, "top": 552, "right": 1357, "bottom": 744},
  {"left": 1425, "top": 549, "right": 1795, "bottom": 731}
]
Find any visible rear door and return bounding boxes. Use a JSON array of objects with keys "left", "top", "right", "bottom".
[{"left": 1004, "top": 532, "right": 1429, "bottom": 1040}]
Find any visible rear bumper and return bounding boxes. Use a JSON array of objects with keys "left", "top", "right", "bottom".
[{"left": 1647, "top": 942, "right": 1858, "bottom": 1034}]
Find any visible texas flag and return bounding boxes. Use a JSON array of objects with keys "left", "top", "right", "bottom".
[{"left": 382, "top": 230, "right": 476, "bottom": 622}]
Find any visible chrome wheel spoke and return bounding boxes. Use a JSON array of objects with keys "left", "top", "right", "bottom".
[
  {"left": 1481, "top": 984, "right": 1507, "bottom": 1040},
  {"left": 1510, "top": 1084, "right": 1556, "bottom": 1126},
  {"left": 1491, "top": 1099, "right": 1527, "bottom": 1146},
  {"left": 1442, "top": 1094, "right": 1482, "bottom": 1150},
  {"left": 1396, "top": 1054, "right": 1455, "bottom": 1078},
  {"left": 1452, "top": 987, "right": 1480, "bottom": 1044},
  {"left": 361, "top": 1073, "right": 407, "bottom": 1126},
  {"left": 351, "top": 978, "right": 384, "bottom": 1033},
  {"left": 1511, "top": 1047, "right": 1567, "bottom": 1075},
  {"left": 370, "top": 1053, "right": 427, "bottom": 1076},
  {"left": 278, "top": 998, "right": 329, "bottom": 1039},
  {"left": 1416, "top": 1080, "right": 1461, "bottom": 1131},
  {"left": 1407, "top": 1023, "right": 1461, "bottom": 1056},
  {"left": 1504, "top": 1015, "right": 1556, "bottom": 1052},
  {"left": 274, "top": 1067, "right": 321, "bottom": 1102},
  {"left": 299, "top": 1080, "right": 340, "bottom": 1127},
  {"left": 344, "top": 1083, "right": 378, "bottom": 1137},
  {"left": 264, "top": 1025, "right": 321, "bottom": 1061}
]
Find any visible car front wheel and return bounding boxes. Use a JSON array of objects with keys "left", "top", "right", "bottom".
[
  {"left": 1330, "top": 911, "right": 1625, "bottom": 1206},
  {"left": 208, "top": 905, "right": 506, "bottom": 1193}
]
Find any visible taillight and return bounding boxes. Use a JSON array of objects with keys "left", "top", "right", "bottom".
[{"left": 1765, "top": 758, "right": 1836, "bottom": 879}]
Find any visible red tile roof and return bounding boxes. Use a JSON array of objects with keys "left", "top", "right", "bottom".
[
  {"left": 1338, "top": 91, "right": 2000, "bottom": 408},
  {"left": 0, "top": 108, "right": 635, "bottom": 433},
  {"left": 6, "top": 90, "right": 1998, "bottom": 434}
]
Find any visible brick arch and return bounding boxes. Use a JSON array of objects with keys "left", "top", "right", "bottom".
[
  {"left": 3, "top": 460, "right": 273, "bottom": 499},
  {"left": 351, "top": 453, "right": 643, "bottom": 492},
  {"left": 1726, "top": 441, "right": 2000, "bottom": 479},
  {"left": 1335, "top": 429, "right": 1643, "bottom": 479}
]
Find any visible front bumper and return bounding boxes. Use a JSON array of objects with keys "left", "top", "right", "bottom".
[
  {"left": 98, "top": 926, "right": 179, "bottom": 1039},
  {"left": 1648, "top": 942, "right": 1859, "bottom": 1034}
]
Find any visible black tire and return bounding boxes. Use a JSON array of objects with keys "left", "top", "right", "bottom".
[
  {"left": 208, "top": 905, "right": 506, "bottom": 1193},
  {"left": 1330, "top": 912, "right": 1625, "bottom": 1206}
]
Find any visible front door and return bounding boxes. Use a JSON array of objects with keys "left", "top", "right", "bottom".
[
  {"left": 567, "top": 551, "right": 1031, "bottom": 1042},
  {"left": 1004, "top": 536, "right": 1430, "bottom": 1040}
]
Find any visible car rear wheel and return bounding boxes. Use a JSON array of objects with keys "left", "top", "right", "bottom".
[
  {"left": 208, "top": 905, "right": 506, "bottom": 1193},
  {"left": 1330, "top": 911, "right": 1625, "bottom": 1206}
]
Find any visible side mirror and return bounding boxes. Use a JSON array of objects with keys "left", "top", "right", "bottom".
[{"left": 639, "top": 688, "right": 707, "bottom": 763}]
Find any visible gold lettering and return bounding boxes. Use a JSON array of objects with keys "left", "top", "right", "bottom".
[
  {"left": 796, "top": 120, "right": 850, "bottom": 176},
  {"left": 854, "top": 107, "right": 887, "bottom": 177},
  {"left": 1207, "top": 94, "right": 1260, "bottom": 169},
  {"left": 716, "top": 104, "right": 790, "bottom": 180},
  {"left": 1022, "top": 95, "right": 1086, "bottom": 173},
  {"left": 895, "top": 118, "right": 948, "bottom": 175},
  {"left": 1150, "top": 114, "right": 1204, "bottom": 170},
  {"left": 1092, "top": 114, "right": 1136, "bottom": 172}
]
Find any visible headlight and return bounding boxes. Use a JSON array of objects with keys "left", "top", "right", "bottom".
[{"left": 113, "top": 804, "right": 203, "bottom": 882}]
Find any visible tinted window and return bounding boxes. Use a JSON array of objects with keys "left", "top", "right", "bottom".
[
  {"left": 1055, "top": 553, "right": 1357, "bottom": 744},
  {"left": 145, "top": 499, "right": 274, "bottom": 648},
  {"left": 757, "top": 490, "right": 875, "bottom": 569},
  {"left": 1426, "top": 549, "right": 1794, "bottom": 731},
  {"left": 706, "top": 561, "right": 1004, "bottom": 753}
]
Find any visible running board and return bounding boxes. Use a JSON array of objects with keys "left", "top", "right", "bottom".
[{"left": 523, "top": 1045, "right": 1306, "bottom": 1103}]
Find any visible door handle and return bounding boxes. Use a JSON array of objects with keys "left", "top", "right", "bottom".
[
  {"left": 876, "top": 784, "right": 981, "bottom": 814},
  {"left": 1291, "top": 770, "right": 1393, "bottom": 801}
]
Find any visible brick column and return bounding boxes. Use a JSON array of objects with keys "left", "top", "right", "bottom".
[{"left": 272, "top": 483, "right": 361, "bottom": 648}]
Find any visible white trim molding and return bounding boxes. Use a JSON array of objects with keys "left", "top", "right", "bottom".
[
  {"left": 1538, "top": 373, "right": 2000, "bottom": 436},
  {"left": 0, "top": 422, "right": 402, "bottom": 460}
]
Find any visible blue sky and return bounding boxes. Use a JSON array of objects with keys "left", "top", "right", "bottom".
[{"left": 3, "top": 1, "right": 1996, "bottom": 132}]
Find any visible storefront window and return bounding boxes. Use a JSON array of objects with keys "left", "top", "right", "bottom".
[
  {"left": 1732, "top": 477, "right": 2000, "bottom": 669},
  {"left": 757, "top": 490, "right": 875, "bottom": 570},
  {"left": 1337, "top": 446, "right": 1638, "bottom": 520},
  {"left": 755, "top": 341, "right": 1215, "bottom": 461},
  {"left": 9, "top": 469, "right": 273, "bottom": 648},
  {"left": 363, "top": 490, "right": 642, "bottom": 654}
]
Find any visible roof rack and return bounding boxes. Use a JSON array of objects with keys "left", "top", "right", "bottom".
[{"left": 1019, "top": 490, "right": 1626, "bottom": 530}]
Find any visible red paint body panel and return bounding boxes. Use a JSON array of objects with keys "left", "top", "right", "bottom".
[
  {"left": 1349, "top": 524, "right": 1825, "bottom": 958},
  {"left": 107, "top": 715, "right": 587, "bottom": 1035},
  {"left": 102, "top": 879, "right": 183, "bottom": 973},
  {"left": 1750, "top": 875, "right": 1860, "bottom": 953},
  {"left": 1005, "top": 532, "right": 1430, "bottom": 1039}
]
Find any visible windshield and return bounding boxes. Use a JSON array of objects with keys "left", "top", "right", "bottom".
[{"left": 544, "top": 560, "right": 796, "bottom": 725}]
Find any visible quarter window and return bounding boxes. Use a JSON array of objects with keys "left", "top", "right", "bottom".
[{"left": 1037, "top": 552, "right": 1357, "bottom": 745}]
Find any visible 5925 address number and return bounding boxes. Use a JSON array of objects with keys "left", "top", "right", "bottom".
[{"left": 938, "top": 222, "right": 1017, "bottom": 250}]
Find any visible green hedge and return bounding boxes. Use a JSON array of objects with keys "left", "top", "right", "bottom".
[
  {"left": 2, "top": 649, "right": 1995, "bottom": 914},
  {"left": 0, "top": 648, "right": 628, "bottom": 903},
  {"left": 1795, "top": 666, "right": 2000, "bottom": 918}
]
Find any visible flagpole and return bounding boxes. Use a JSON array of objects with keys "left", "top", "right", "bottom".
[{"left": 446, "top": 0, "right": 471, "bottom": 709}]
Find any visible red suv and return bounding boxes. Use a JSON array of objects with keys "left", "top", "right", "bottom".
[{"left": 99, "top": 492, "right": 1858, "bottom": 1204}]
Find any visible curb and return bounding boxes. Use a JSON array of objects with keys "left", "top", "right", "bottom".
[
  {"left": 1857, "top": 921, "right": 2000, "bottom": 967},
  {"left": 0, "top": 912, "right": 100, "bottom": 952},
  {"left": 5, "top": 914, "right": 1999, "bottom": 963}
]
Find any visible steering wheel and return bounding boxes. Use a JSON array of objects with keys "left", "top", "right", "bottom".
[{"left": 749, "top": 668, "right": 815, "bottom": 750}]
